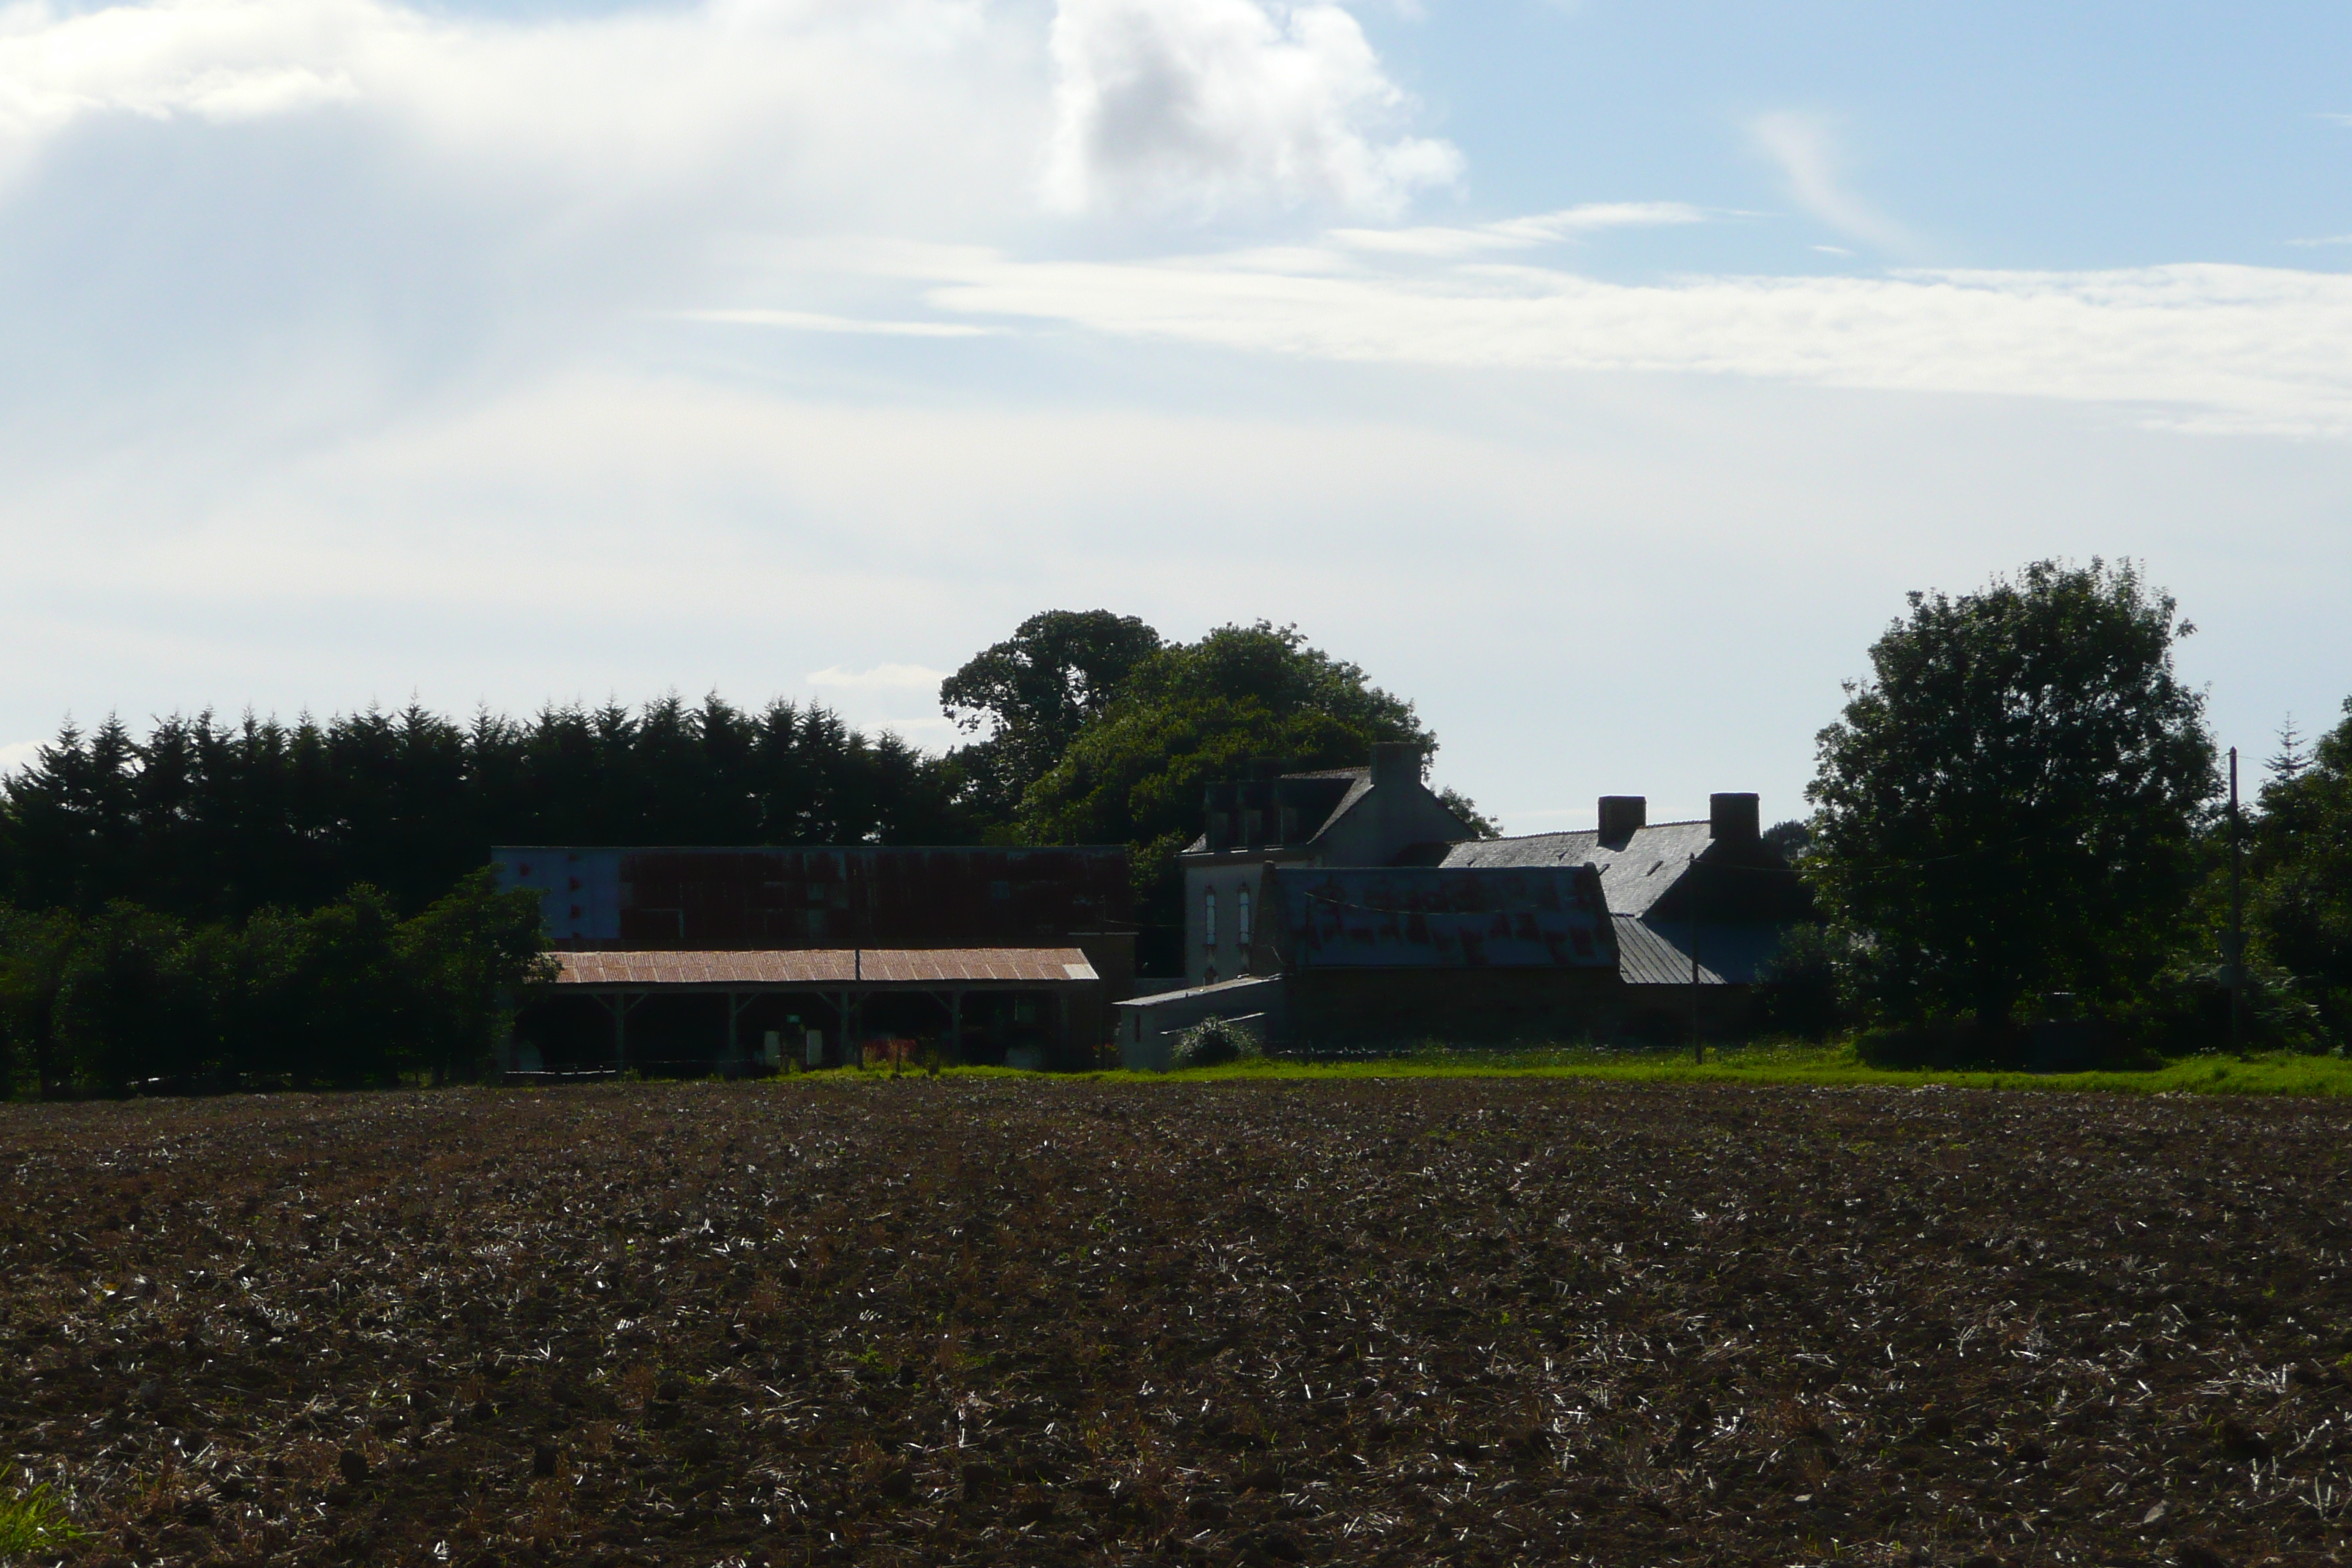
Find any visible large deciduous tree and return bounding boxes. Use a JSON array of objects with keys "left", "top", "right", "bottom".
[
  {"left": 1019, "top": 621, "right": 1436, "bottom": 902},
  {"left": 939, "top": 610, "right": 1164, "bottom": 829},
  {"left": 1806, "top": 559, "right": 2215, "bottom": 1028}
]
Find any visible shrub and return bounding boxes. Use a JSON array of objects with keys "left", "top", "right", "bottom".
[
  {"left": 1854, "top": 1019, "right": 2158, "bottom": 1073},
  {"left": 1170, "top": 1015, "right": 1260, "bottom": 1070}
]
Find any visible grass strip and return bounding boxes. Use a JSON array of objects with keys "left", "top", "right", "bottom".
[{"left": 793, "top": 1043, "right": 2352, "bottom": 1096}]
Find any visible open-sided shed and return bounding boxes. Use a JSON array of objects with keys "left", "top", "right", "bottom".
[{"left": 529, "top": 946, "right": 1104, "bottom": 1072}]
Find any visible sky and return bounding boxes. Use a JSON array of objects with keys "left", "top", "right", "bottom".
[{"left": 2, "top": 0, "right": 2349, "bottom": 832}]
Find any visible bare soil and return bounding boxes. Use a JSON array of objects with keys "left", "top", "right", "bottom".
[{"left": 3, "top": 1078, "right": 2350, "bottom": 1568}]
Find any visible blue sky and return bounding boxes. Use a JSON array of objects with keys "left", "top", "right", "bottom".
[
  {"left": 1358, "top": 4, "right": 2352, "bottom": 274},
  {"left": 1, "top": 0, "right": 2347, "bottom": 831}
]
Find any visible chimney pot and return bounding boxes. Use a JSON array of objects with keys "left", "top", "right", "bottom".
[
  {"left": 1597, "top": 796, "right": 1646, "bottom": 841},
  {"left": 1710, "top": 793, "right": 1760, "bottom": 843}
]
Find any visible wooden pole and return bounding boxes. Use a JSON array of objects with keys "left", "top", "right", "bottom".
[
  {"left": 2229, "top": 746, "right": 2246, "bottom": 1056},
  {"left": 1689, "top": 853, "right": 1703, "bottom": 1064}
]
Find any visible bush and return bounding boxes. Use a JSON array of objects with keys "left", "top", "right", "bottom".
[
  {"left": 1754, "top": 922, "right": 1850, "bottom": 1041},
  {"left": 1855, "top": 1019, "right": 2159, "bottom": 1073},
  {"left": 2123, "top": 956, "right": 2327, "bottom": 1056},
  {"left": 1170, "top": 1015, "right": 1261, "bottom": 1070}
]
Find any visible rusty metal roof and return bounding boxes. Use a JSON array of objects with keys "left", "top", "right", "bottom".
[{"left": 553, "top": 949, "right": 1099, "bottom": 987}]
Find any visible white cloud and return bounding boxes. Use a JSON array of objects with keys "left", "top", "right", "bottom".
[
  {"left": 871, "top": 241, "right": 2352, "bottom": 435},
  {"left": 0, "top": 0, "right": 1033, "bottom": 220},
  {"left": 2286, "top": 235, "right": 2352, "bottom": 247},
  {"left": 1041, "top": 0, "right": 1461, "bottom": 217},
  {"left": 1749, "top": 110, "right": 1916, "bottom": 255},
  {"left": 1327, "top": 200, "right": 1707, "bottom": 257},
  {"left": 807, "top": 663, "right": 951, "bottom": 689},
  {"left": 674, "top": 309, "right": 1000, "bottom": 337}
]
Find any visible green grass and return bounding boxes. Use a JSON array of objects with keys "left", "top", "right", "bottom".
[
  {"left": 0, "top": 1485, "right": 81, "bottom": 1560},
  {"left": 796, "top": 1040, "right": 2352, "bottom": 1097}
]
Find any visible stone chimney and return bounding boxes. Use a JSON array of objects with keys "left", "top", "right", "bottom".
[
  {"left": 1710, "top": 793, "right": 1760, "bottom": 843},
  {"left": 1597, "top": 796, "right": 1646, "bottom": 843},
  {"left": 1368, "top": 742, "right": 1421, "bottom": 791}
]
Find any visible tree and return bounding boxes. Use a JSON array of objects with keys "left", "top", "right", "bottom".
[
  {"left": 295, "top": 885, "right": 409, "bottom": 1086},
  {"left": 2267, "top": 715, "right": 2310, "bottom": 787},
  {"left": 941, "top": 610, "right": 1164, "bottom": 827},
  {"left": 1017, "top": 622, "right": 1437, "bottom": 968},
  {"left": 1805, "top": 559, "right": 2215, "bottom": 1028},
  {"left": 54, "top": 902, "right": 203, "bottom": 1093},
  {"left": 0, "top": 906, "right": 81, "bottom": 1097},
  {"left": 399, "top": 868, "right": 556, "bottom": 1085},
  {"left": 1019, "top": 622, "right": 1433, "bottom": 851},
  {"left": 2249, "top": 697, "right": 2352, "bottom": 1040}
]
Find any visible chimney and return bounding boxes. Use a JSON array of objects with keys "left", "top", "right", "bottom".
[
  {"left": 1710, "top": 793, "right": 1760, "bottom": 843},
  {"left": 1369, "top": 742, "right": 1421, "bottom": 791},
  {"left": 1597, "top": 795, "right": 1646, "bottom": 842}
]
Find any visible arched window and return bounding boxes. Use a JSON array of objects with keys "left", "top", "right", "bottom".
[
  {"left": 1203, "top": 888, "right": 1218, "bottom": 948},
  {"left": 1237, "top": 887, "right": 1253, "bottom": 947}
]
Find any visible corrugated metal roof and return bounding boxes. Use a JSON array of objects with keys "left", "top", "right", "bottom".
[
  {"left": 553, "top": 949, "right": 1098, "bottom": 987},
  {"left": 1441, "top": 821, "right": 1717, "bottom": 917},
  {"left": 1611, "top": 918, "right": 1784, "bottom": 987},
  {"left": 1263, "top": 865, "right": 1616, "bottom": 969}
]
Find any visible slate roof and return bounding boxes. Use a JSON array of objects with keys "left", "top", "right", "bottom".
[
  {"left": 1440, "top": 821, "right": 1719, "bottom": 917},
  {"left": 1610, "top": 918, "right": 1784, "bottom": 987},
  {"left": 554, "top": 949, "right": 1098, "bottom": 987},
  {"left": 1261, "top": 865, "right": 1616, "bottom": 970},
  {"left": 1181, "top": 766, "right": 1369, "bottom": 855}
]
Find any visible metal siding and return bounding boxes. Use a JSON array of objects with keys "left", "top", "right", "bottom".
[{"left": 491, "top": 845, "right": 1130, "bottom": 949}]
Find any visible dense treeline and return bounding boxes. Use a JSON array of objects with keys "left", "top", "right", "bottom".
[
  {"left": 0, "top": 695, "right": 968, "bottom": 1094},
  {"left": 0, "top": 620, "right": 1458, "bottom": 1090},
  {"left": 0, "top": 870, "right": 549, "bottom": 1096},
  {"left": 1, "top": 696, "right": 966, "bottom": 921}
]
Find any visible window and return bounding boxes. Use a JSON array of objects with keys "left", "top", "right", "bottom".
[
  {"left": 1244, "top": 807, "right": 1264, "bottom": 843},
  {"left": 1203, "top": 888, "right": 1218, "bottom": 948},
  {"left": 1237, "top": 887, "right": 1253, "bottom": 947}
]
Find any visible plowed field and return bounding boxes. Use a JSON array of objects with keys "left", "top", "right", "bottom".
[{"left": 4, "top": 1079, "right": 2350, "bottom": 1568}]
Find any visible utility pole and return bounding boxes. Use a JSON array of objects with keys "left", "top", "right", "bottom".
[
  {"left": 2228, "top": 746, "right": 2246, "bottom": 1056},
  {"left": 1689, "top": 852, "right": 1703, "bottom": 1065}
]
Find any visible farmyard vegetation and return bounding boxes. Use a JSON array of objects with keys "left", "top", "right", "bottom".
[{"left": 4, "top": 1077, "right": 2349, "bottom": 1567}]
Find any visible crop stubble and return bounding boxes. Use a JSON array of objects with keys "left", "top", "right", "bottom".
[{"left": 1, "top": 1079, "right": 2349, "bottom": 1567}]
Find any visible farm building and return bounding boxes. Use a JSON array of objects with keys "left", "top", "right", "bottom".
[
  {"left": 1120, "top": 752, "right": 1808, "bottom": 1060},
  {"left": 494, "top": 845, "right": 1132, "bottom": 1072}
]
